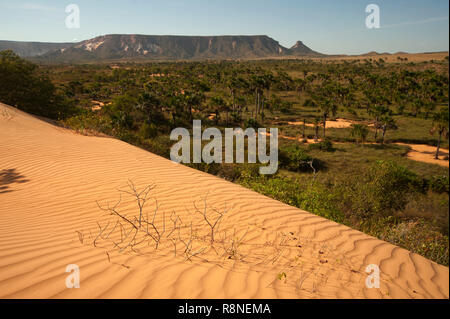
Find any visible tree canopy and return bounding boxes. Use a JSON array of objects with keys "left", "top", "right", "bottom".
[{"left": 0, "top": 50, "right": 75, "bottom": 119}]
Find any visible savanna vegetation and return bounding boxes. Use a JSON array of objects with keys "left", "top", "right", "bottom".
[{"left": 1, "top": 50, "right": 448, "bottom": 265}]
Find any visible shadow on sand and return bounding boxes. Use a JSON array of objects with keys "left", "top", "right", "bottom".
[{"left": 0, "top": 169, "right": 29, "bottom": 194}]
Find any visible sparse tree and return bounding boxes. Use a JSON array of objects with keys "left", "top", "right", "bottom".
[
  {"left": 380, "top": 115, "right": 397, "bottom": 144},
  {"left": 350, "top": 124, "right": 369, "bottom": 145},
  {"left": 430, "top": 107, "right": 449, "bottom": 159}
]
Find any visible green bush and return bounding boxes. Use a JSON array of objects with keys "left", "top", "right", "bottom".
[
  {"left": 429, "top": 175, "right": 449, "bottom": 194},
  {"left": 186, "top": 162, "right": 221, "bottom": 175},
  {"left": 240, "top": 176, "right": 346, "bottom": 224},
  {"left": 230, "top": 111, "right": 242, "bottom": 124},
  {"left": 244, "top": 118, "right": 259, "bottom": 129},
  {"left": 340, "top": 160, "right": 424, "bottom": 218},
  {"left": 139, "top": 122, "right": 158, "bottom": 139},
  {"left": 141, "top": 135, "right": 172, "bottom": 158},
  {"left": 63, "top": 112, "right": 113, "bottom": 134},
  {"left": 279, "top": 145, "right": 313, "bottom": 172},
  {"left": 303, "top": 99, "right": 316, "bottom": 107},
  {"left": 238, "top": 164, "right": 261, "bottom": 180},
  {"left": 240, "top": 176, "right": 301, "bottom": 207},
  {"left": 105, "top": 95, "right": 139, "bottom": 130},
  {"left": 378, "top": 219, "right": 449, "bottom": 266},
  {"left": 116, "top": 130, "right": 140, "bottom": 144},
  {"left": 296, "top": 183, "right": 346, "bottom": 223},
  {"left": 188, "top": 162, "right": 261, "bottom": 182},
  {"left": 308, "top": 138, "right": 335, "bottom": 152},
  {"left": 280, "top": 101, "right": 293, "bottom": 113}
]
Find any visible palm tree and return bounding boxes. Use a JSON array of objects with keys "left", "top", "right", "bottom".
[
  {"left": 249, "top": 75, "right": 263, "bottom": 120},
  {"left": 249, "top": 73, "right": 273, "bottom": 121},
  {"left": 227, "top": 76, "right": 247, "bottom": 111},
  {"left": 312, "top": 82, "right": 339, "bottom": 138},
  {"left": 368, "top": 104, "right": 389, "bottom": 142},
  {"left": 138, "top": 89, "right": 161, "bottom": 123},
  {"left": 320, "top": 98, "right": 338, "bottom": 138},
  {"left": 295, "top": 78, "right": 306, "bottom": 96},
  {"left": 302, "top": 118, "right": 306, "bottom": 139},
  {"left": 380, "top": 115, "right": 397, "bottom": 144},
  {"left": 313, "top": 118, "right": 320, "bottom": 142},
  {"left": 182, "top": 90, "right": 204, "bottom": 123},
  {"left": 350, "top": 124, "right": 369, "bottom": 145},
  {"left": 167, "top": 95, "right": 183, "bottom": 127},
  {"left": 412, "top": 99, "right": 424, "bottom": 118},
  {"left": 276, "top": 70, "right": 293, "bottom": 91},
  {"left": 430, "top": 106, "right": 449, "bottom": 159}
]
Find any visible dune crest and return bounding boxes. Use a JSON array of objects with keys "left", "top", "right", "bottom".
[{"left": 0, "top": 103, "right": 448, "bottom": 299}]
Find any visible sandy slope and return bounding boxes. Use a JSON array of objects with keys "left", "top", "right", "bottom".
[{"left": 0, "top": 103, "right": 448, "bottom": 299}]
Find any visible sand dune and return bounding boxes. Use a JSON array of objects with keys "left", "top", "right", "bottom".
[{"left": 0, "top": 102, "right": 448, "bottom": 299}]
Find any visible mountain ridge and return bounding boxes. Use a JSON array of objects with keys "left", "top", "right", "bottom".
[
  {"left": 0, "top": 34, "right": 323, "bottom": 62},
  {"left": 0, "top": 40, "right": 73, "bottom": 57}
]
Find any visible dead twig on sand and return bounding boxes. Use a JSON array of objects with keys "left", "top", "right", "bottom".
[
  {"left": 193, "top": 196, "right": 229, "bottom": 244},
  {"left": 118, "top": 179, "right": 155, "bottom": 227},
  {"left": 178, "top": 222, "right": 207, "bottom": 262},
  {"left": 96, "top": 181, "right": 167, "bottom": 251},
  {"left": 94, "top": 221, "right": 110, "bottom": 247},
  {"left": 222, "top": 227, "right": 249, "bottom": 260}
]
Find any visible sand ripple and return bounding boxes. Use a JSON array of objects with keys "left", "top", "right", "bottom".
[{"left": 0, "top": 103, "right": 448, "bottom": 299}]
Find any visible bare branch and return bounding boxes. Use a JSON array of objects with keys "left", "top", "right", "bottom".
[{"left": 193, "top": 196, "right": 227, "bottom": 243}]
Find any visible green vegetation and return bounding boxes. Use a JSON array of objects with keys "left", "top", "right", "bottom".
[
  {"left": 350, "top": 124, "right": 369, "bottom": 144},
  {"left": 279, "top": 144, "right": 313, "bottom": 172},
  {"left": 0, "top": 50, "right": 76, "bottom": 119},
  {"left": 1, "top": 51, "right": 448, "bottom": 265}
]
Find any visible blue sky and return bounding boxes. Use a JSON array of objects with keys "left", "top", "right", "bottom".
[{"left": 0, "top": 0, "right": 448, "bottom": 54}]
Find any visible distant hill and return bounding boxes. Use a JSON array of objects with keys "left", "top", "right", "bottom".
[
  {"left": 0, "top": 34, "right": 323, "bottom": 62},
  {"left": 287, "top": 41, "right": 319, "bottom": 56},
  {"left": 0, "top": 40, "right": 73, "bottom": 57}
]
